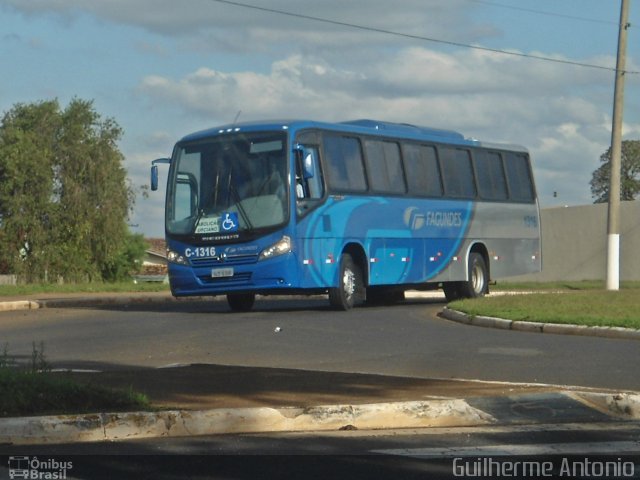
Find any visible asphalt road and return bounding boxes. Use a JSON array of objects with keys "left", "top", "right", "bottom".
[
  {"left": 3, "top": 423, "right": 640, "bottom": 479},
  {"left": 0, "top": 296, "right": 638, "bottom": 391}
]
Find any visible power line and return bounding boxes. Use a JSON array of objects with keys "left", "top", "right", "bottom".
[
  {"left": 210, "top": 0, "right": 638, "bottom": 74},
  {"left": 464, "top": 0, "right": 620, "bottom": 26}
]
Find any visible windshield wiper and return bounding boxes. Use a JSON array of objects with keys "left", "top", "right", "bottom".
[
  {"left": 213, "top": 171, "right": 220, "bottom": 208},
  {"left": 192, "top": 208, "right": 206, "bottom": 233}
]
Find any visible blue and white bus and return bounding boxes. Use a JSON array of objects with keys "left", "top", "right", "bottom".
[{"left": 151, "top": 119, "right": 541, "bottom": 311}]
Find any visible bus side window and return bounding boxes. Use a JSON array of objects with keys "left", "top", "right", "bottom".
[
  {"left": 323, "top": 135, "right": 367, "bottom": 192},
  {"left": 439, "top": 147, "right": 476, "bottom": 199},
  {"left": 504, "top": 152, "right": 535, "bottom": 202},
  {"left": 402, "top": 143, "right": 442, "bottom": 197},
  {"left": 475, "top": 150, "right": 508, "bottom": 201},
  {"left": 364, "top": 140, "right": 405, "bottom": 194}
]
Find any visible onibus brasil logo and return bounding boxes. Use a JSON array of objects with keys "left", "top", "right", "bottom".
[{"left": 8, "top": 457, "right": 73, "bottom": 479}]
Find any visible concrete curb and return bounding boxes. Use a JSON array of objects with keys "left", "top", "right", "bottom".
[
  {"left": 2, "top": 391, "right": 639, "bottom": 446},
  {"left": 36, "top": 296, "right": 181, "bottom": 309},
  {"left": 0, "top": 295, "right": 192, "bottom": 311},
  {"left": 0, "top": 300, "right": 40, "bottom": 312},
  {"left": 0, "top": 399, "right": 495, "bottom": 445},
  {"left": 0, "top": 294, "right": 313, "bottom": 311},
  {"left": 569, "top": 392, "right": 640, "bottom": 419},
  {"left": 441, "top": 308, "right": 640, "bottom": 341}
]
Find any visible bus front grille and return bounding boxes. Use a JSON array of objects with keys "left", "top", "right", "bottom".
[
  {"left": 197, "top": 271, "right": 253, "bottom": 285},
  {"left": 190, "top": 254, "right": 258, "bottom": 268}
]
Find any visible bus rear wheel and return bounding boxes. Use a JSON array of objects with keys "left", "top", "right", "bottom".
[
  {"left": 443, "top": 252, "right": 489, "bottom": 302},
  {"left": 329, "top": 253, "right": 364, "bottom": 310},
  {"left": 462, "top": 252, "right": 489, "bottom": 298},
  {"left": 227, "top": 293, "right": 256, "bottom": 312}
]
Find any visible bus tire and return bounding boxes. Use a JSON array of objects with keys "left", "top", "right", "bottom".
[
  {"left": 329, "top": 253, "right": 364, "bottom": 310},
  {"left": 459, "top": 252, "right": 489, "bottom": 299},
  {"left": 227, "top": 293, "right": 256, "bottom": 312}
]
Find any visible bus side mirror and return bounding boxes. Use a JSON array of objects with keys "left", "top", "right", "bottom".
[
  {"left": 295, "top": 145, "right": 315, "bottom": 179},
  {"left": 151, "top": 158, "right": 171, "bottom": 191},
  {"left": 151, "top": 165, "right": 159, "bottom": 191}
]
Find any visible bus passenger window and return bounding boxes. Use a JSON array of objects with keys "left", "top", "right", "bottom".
[
  {"left": 440, "top": 147, "right": 476, "bottom": 198},
  {"left": 475, "top": 150, "right": 508, "bottom": 201},
  {"left": 402, "top": 144, "right": 442, "bottom": 197},
  {"left": 364, "top": 140, "right": 405, "bottom": 194},
  {"left": 323, "top": 135, "right": 367, "bottom": 192},
  {"left": 504, "top": 153, "right": 534, "bottom": 202}
]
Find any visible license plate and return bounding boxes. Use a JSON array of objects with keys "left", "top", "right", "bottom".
[{"left": 211, "top": 267, "right": 234, "bottom": 278}]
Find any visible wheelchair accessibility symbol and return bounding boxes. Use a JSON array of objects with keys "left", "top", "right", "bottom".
[{"left": 221, "top": 212, "right": 239, "bottom": 232}]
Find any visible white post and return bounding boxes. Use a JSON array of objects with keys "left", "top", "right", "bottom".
[{"left": 606, "top": 0, "right": 630, "bottom": 291}]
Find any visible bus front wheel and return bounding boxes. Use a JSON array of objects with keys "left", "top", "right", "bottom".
[
  {"left": 329, "top": 254, "right": 364, "bottom": 310},
  {"left": 227, "top": 293, "right": 256, "bottom": 312}
]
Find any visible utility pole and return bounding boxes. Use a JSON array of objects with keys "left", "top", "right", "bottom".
[{"left": 606, "top": 0, "right": 630, "bottom": 291}]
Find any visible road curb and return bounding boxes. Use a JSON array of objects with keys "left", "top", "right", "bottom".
[
  {"left": 0, "top": 300, "right": 40, "bottom": 312},
  {"left": 569, "top": 392, "right": 640, "bottom": 419},
  {"left": 0, "top": 399, "right": 495, "bottom": 445},
  {"left": 441, "top": 307, "right": 640, "bottom": 341},
  {"left": 0, "top": 294, "right": 304, "bottom": 311},
  {"left": 36, "top": 296, "right": 180, "bottom": 309},
  {"left": 2, "top": 391, "right": 639, "bottom": 446},
  {"left": 0, "top": 295, "right": 195, "bottom": 311}
]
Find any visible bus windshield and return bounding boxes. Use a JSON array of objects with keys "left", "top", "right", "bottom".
[{"left": 166, "top": 132, "right": 288, "bottom": 237}]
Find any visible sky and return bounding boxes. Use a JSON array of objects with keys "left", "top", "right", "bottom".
[{"left": 1, "top": 0, "right": 639, "bottom": 238}]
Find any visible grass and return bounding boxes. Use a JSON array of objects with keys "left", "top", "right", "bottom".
[
  {"left": 491, "top": 280, "right": 640, "bottom": 292},
  {"left": 0, "top": 280, "right": 169, "bottom": 297},
  {"left": 450, "top": 289, "right": 640, "bottom": 330},
  {"left": 493, "top": 280, "right": 640, "bottom": 291},
  {"left": 0, "top": 370, "right": 151, "bottom": 417},
  {"left": 0, "top": 343, "right": 151, "bottom": 418}
]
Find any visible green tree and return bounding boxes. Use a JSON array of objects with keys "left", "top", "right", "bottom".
[
  {"left": 590, "top": 140, "right": 640, "bottom": 203},
  {"left": 101, "top": 233, "right": 148, "bottom": 282},
  {"left": 53, "top": 99, "right": 134, "bottom": 281},
  {"left": 0, "top": 98, "right": 141, "bottom": 282},
  {"left": 0, "top": 100, "right": 60, "bottom": 282}
]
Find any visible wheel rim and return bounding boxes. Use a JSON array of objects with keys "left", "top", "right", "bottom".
[
  {"left": 471, "top": 263, "right": 485, "bottom": 294},
  {"left": 343, "top": 267, "right": 356, "bottom": 300}
]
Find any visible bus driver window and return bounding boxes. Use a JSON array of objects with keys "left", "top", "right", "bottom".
[{"left": 295, "top": 146, "right": 324, "bottom": 213}]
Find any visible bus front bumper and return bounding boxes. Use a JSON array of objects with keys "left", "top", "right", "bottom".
[{"left": 168, "top": 252, "right": 300, "bottom": 297}]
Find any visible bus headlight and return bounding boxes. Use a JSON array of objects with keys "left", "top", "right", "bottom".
[
  {"left": 259, "top": 236, "right": 292, "bottom": 261},
  {"left": 167, "top": 250, "right": 189, "bottom": 265}
]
